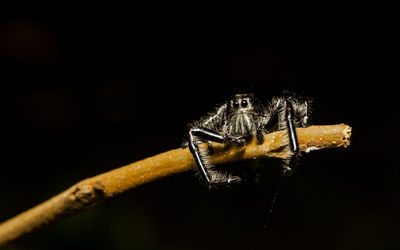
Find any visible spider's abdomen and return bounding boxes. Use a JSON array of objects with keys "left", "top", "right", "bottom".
[{"left": 228, "top": 113, "right": 256, "bottom": 137}]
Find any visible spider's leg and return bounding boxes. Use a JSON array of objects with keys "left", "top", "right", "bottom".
[
  {"left": 256, "top": 126, "right": 265, "bottom": 144},
  {"left": 286, "top": 101, "right": 299, "bottom": 154},
  {"left": 207, "top": 141, "right": 214, "bottom": 154},
  {"left": 188, "top": 128, "right": 241, "bottom": 186},
  {"left": 189, "top": 128, "right": 225, "bottom": 143},
  {"left": 284, "top": 101, "right": 299, "bottom": 175},
  {"left": 188, "top": 128, "right": 224, "bottom": 183}
]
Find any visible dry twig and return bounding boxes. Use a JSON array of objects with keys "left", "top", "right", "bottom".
[{"left": 0, "top": 124, "right": 351, "bottom": 246}]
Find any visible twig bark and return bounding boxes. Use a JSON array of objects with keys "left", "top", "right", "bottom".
[{"left": 0, "top": 124, "right": 351, "bottom": 246}]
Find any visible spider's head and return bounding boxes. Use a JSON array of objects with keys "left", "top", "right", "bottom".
[
  {"left": 226, "top": 93, "right": 262, "bottom": 137},
  {"left": 227, "top": 93, "right": 261, "bottom": 115}
]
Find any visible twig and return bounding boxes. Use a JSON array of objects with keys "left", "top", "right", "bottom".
[{"left": 0, "top": 124, "right": 351, "bottom": 246}]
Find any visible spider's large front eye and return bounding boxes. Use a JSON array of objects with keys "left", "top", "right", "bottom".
[
  {"left": 233, "top": 100, "right": 239, "bottom": 108},
  {"left": 241, "top": 100, "right": 248, "bottom": 108}
]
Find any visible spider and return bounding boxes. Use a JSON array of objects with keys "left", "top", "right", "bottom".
[{"left": 185, "top": 92, "right": 310, "bottom": 187}]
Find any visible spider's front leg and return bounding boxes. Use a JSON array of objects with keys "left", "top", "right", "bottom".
[
  {"left": 188, "top": 127, "right": 241, "bottom": 186},
  {"left": 266, "top": 94, "right": 310, "bottom": 176},
  {"left": 286, "top": 100, "right": 299, "bottom": 153},
  {"left": 284, "top": 100, "right": 299, "bottom": 175}
]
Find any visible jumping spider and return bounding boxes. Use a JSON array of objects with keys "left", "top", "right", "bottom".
[{"left": 185, "top": 92, "right": 310, "bottom": 187}]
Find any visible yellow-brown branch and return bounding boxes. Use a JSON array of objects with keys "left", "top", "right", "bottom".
[{"left": 0, "top": 124, "right": 351, "bottom": 246}]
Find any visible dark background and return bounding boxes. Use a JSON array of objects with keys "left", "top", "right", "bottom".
[{"left": 1, "top": 3, "right": 398, "bottom": 250}]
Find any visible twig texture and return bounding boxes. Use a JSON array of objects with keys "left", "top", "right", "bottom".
[{"left": 0, "top": 124, "right": 351, "bottom": 246}]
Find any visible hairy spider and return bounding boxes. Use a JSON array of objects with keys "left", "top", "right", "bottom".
[{"left": 185, "top": 92, "right": 310, "bottom": 187}]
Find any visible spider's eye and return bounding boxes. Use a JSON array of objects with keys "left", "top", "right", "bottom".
[
  {"left": 241, "top": 100, "right": 248, "bottom": 108},
  {"left": 233, "top": 100, "right": 240, "bottom": 108}
]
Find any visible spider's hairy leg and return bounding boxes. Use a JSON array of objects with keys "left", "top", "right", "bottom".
[
  {"left": 265, "top": 93, "right": 310, "bottom": 175},
  {"left": 281, "top": 100, "right": 299, "bottom": 176},
  {"left": 286, "top": 101, "right": 299, "bottom": 154},
  {"left": 188, "top": 128, "right": 224, "bottom": 183},
  {"left": 188, "top": 127, "right": 241, "bottom": 186},
  {"left": 255, "top": 114, "right": 271, "bottom": 145},
  {"left": 207, "top": 141, "right": 214, "bottom": 154},
  {"left": 256, "top": 129, "right": 264, "bottom": 144}
]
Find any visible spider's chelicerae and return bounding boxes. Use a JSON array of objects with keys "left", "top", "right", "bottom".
[{"left": 185, "top": 92, "right": 310, "bottom": 187}]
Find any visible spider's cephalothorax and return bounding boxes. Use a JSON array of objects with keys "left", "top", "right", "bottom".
[
  {"left": 186, "top": 92, "right": 310, "bottom": 187},
  {"left": 224, "top": 93, "right": 263, "bottom": 142}
]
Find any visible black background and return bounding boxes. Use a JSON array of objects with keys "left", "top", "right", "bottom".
[{"left": 1, "top": 3, "right": 398, "bottom": 250}]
